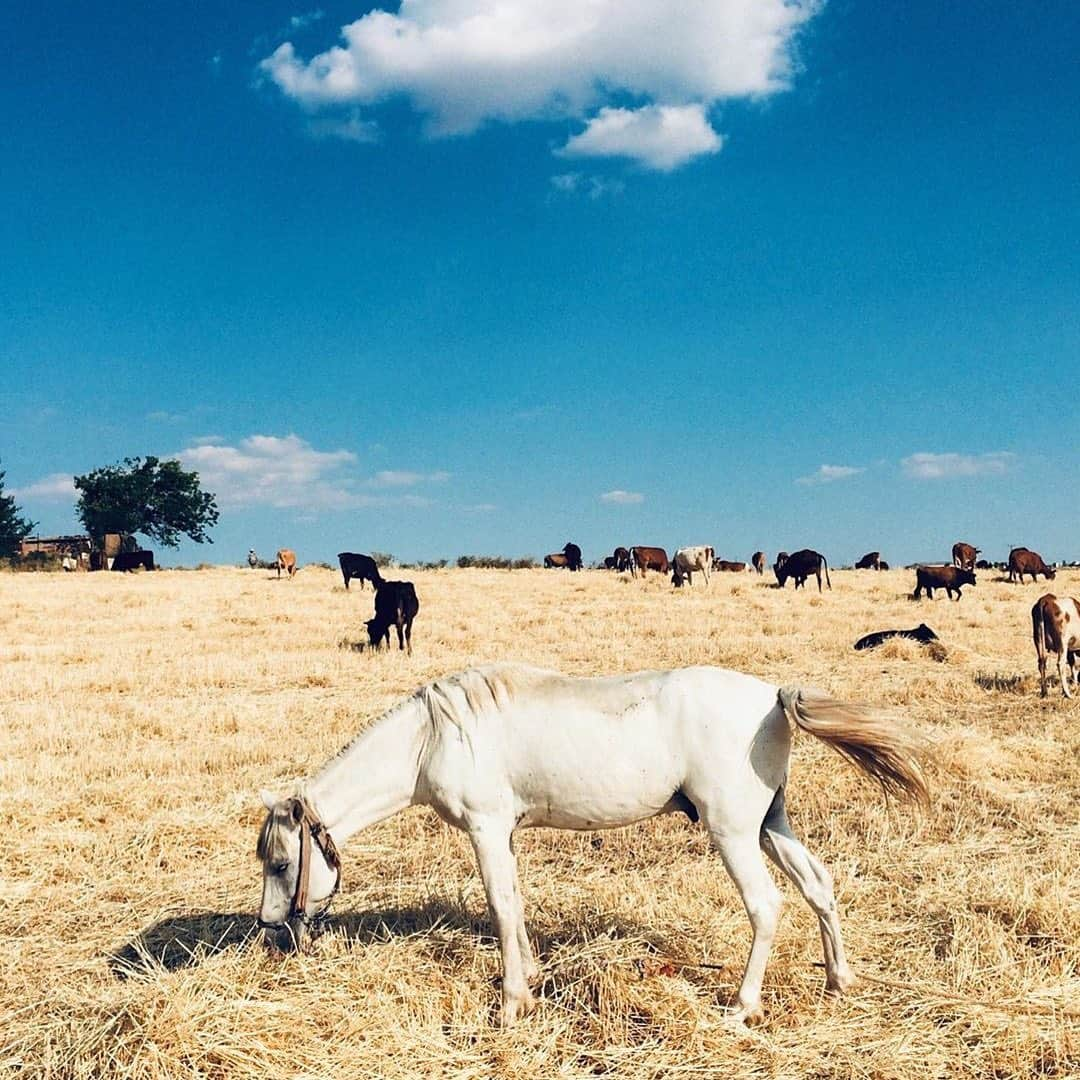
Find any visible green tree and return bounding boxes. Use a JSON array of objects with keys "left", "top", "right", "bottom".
[
  {"left": 74, "top": 456, "right": 219, "bottom": 548},
  {"left": 0, "top": 462, "right": 37, "bottom": 557}
]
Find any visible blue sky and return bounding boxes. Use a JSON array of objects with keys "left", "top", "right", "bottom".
[{"left": 3, "top": 1, "right": 1078, "bottom": 567}]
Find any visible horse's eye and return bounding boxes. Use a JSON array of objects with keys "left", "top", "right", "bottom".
[{"left": 271, "top": 861, "right": 289, "bottom": 875}]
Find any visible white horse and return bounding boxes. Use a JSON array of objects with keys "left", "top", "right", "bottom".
[{"left": 256, "top": 664, "right": 927, "bottom": 1026}]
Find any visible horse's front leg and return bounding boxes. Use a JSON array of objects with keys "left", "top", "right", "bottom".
[{"left": 469, "top": 821, "right": 537, "bottom": 1026}]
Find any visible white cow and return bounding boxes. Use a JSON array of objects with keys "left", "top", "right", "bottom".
[
  {"left": 1032, "top": 593, "right": 1080, "bottom": 697},
  {"left": 672, "top": 545, "right": 715, "bottom": 588}
]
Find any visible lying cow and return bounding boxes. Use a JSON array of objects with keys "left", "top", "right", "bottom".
[
  {"left": 854, "top": 551, "right": 881, "bottom": 571},
  {"left": 276, "top": 549, "right": 297, "bottom": 579},
  {"left": 544, "top": 552, "right": 569, "bottom": 569},
  {"left": 913, "top": 564, "right": 975, "bottom": 600},
  {"left": 774, "top": 549, "right": 831, "bottom": 591},
  {"left": 672, "top": 546, "right": 714, "bottom": 587},
  {"left": 1032, "top": 593, "right": 1080, "bottom": 698},
  {"left": 338, "top": 551, "right": 382, "bottom": 591},
  {"left": 854, "top": 624, "right": 939, "bottom": 651},
  {"left": 366, "top": 580, "right": 419, "bottom": 655},
  {"left": 1008, "top": 547, "right": 1056, "bottom": 583},
  {"left": 712, "top": 559, "right": 752, "bottom": 573}
]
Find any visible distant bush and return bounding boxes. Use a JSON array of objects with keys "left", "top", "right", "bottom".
[
  {"left": 310, "top": 561, "right": 335, "bottom": 571},
  {"left": 456, "top": 555, "right": 538, "bottom": 569},
  {"left": 370, "top": 551, "right": 395, "bottom": 568},
  {"left": 0, "top": 552, "right": 63, "bottom": 572},
  {"left": 399, "top": 559, "right": 449, "bottom": 570}
]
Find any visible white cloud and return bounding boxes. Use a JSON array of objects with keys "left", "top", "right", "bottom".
[
  {"left": 369, "top": 469, "right": 451, "bottom": 488},
  {"left": 558, "top": 104, "right": 722, "bottom": 171},
  {"left": 290, "top": 9, "right": 325, "bottom": 31},
  {"left": 600, "top": 489, "right": 644, "bottom": 505},
  {"left": 550, "top": 171, "right": 625, "bottom": 198},
  {"left": 307, "top": 111, "right": 380, "bottom": 143},
  {"left": 260, "top": 0, "right": 819, "bottom": 169},
  {"left": 8, "top": 474, "right": 76, "bottom": 502},
  {"left": 796, "top": 464, "right": 865, "bottom": 486},
  {"left": 901, "top": 452, "right": 1014, "bottom": 480}
]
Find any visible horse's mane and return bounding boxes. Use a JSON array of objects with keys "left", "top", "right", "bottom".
[{"left": 418, "top": 664, "right": 552, "bottom": 734}]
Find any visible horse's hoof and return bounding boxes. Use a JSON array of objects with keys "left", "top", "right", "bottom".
[
  {"left": 826, "top": 969, "right": 858, "bottom": 995},
  {"left": 725, "top": 1004, "right": 765, "bottom": 1027},
  {"left": 500, "top": 990, "right": 537, "bottom": 1027}
]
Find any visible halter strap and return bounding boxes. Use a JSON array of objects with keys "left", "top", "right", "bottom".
[{"left": 289, "top": 798, "right": 342, "bottom": 921}]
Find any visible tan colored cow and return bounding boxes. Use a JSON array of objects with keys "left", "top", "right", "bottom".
[
  {"left": 276, "top": 549, "right": 298, "bottom": 579},
  {"left": 1032, "top": 593, "right": 1080, "bottom": 698}
]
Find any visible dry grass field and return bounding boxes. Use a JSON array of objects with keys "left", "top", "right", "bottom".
[{"left": 1, "top": 564, "right": 1077, "bottom": 1079}]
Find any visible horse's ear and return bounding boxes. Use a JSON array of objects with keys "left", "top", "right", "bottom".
[{"left": 259, "top": 788, "right": 279, "bottom": 811}]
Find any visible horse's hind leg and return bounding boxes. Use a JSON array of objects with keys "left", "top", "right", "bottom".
[
  {"left": 707, "top": 829, "right": 783, "bottom": 1025},
  {"left": 759, "top": 787, "right": 855, "bottom": 994}
]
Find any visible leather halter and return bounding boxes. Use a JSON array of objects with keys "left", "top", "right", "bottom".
[{"left": 289, "top": 799, "right": 342, "bottom": 923}]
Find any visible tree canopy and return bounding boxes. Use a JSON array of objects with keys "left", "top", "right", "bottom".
[
  {"left": 0, "top": 462, "right": 37, "bottom": 558},
  {"left": 74, "top": 456, "right": 219, "bottom": 548}
]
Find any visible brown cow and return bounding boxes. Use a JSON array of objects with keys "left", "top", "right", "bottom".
[
  {"left": 952, "top": 542, "right": 979, "bottom": 570},
  {"left": 751, "top": 551, "right": 766, "bottom": 575},
  {"left": 854, "top": 551, "right": 881, "bottom": 570},
  {"left": 630, "top": 546, "right": 669, "bottom": 576},
  {"left": 1032, "top": 593, "right": 1080, "bottom": 698},
  {"left": 543, "top": 552, "right": 569, "bottom": 569},
  {"left": 712, "top": 559, "right": 752, "bottom": 573},
  {"left": 1008, "top": 547, "right": 1056, "bottom": 583},
  {"left": 913, "top": 564, "right": 975, "bottom": 600},
  {"left": 276, "top": 549, "right": 297, "bottom": 579}
]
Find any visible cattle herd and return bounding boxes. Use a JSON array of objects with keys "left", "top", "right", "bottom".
[{"left": 241, "top": 539, "right": 1076, "bottom": 698}]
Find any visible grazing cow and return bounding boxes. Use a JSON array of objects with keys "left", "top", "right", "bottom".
[
  {"left": 338, "top": 551, "right": 382, "bottom": 591},
  {"left": 543, "top": 552, "right": 569, "bottom": 569},
  {"left": 913, "top": 564, "right": 975, "bottom": 600},
  {"left": 612, "top": 547, "right": 631, "bottom": 572},
  {"left": 247, "top": 549, "right": 258, "bottom": 570},
  {"left": 774, "top": 549, "right": 831, "bottom": 592},
  {"left": 879, "top": 561, "right": 890, "bottom": 571},
  {"left": 854, "top": 624, "right": 939, "bottom": 651},
  {"left": 629, "top": 546, "right": 669, "bottom": 577},
  {"left": 854, "top": 551, "right": 881, "bottom": 571},
  {"left": 712, "top": 559, "right": 752, "bottom": 573},
  {"left": 952, "top": 542, "right": 979, "bottom": 570},
  {"left": 751, "top": 551, "right": 766, "bottom": 575},
  {"left": 112, "top": 551, "right": 154, "bottom": 572},
  {"left": 603, "top": 556, "right": 617, "bottom": 569},
  {"left": 1008, "top": 547, "right": 1056, "bottom": 583},
  {"left": 672, "top": 546, "right": 715, "bottom": 588},
  {"left": 276, "top": 549, "right": 297, "bottom": 579},
  {"left": 366, "top": 580, "right": 419, "bottom": 655},
  {"left": 1031, "top": 593, "right": 1080, "bottom": 698},
  {"left": 562, "top": 543, "right": 583, "bottom": 572}
]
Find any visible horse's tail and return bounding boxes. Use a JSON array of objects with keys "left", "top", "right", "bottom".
[{"left": 777, "top": 686, "right": 928, "bottom": 806}]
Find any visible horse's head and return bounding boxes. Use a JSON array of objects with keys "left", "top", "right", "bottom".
[{"left": 255, "top": 790, "right": 341, "bottom": 952}]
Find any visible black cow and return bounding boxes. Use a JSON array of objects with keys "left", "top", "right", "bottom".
[
  {"left": 774, "top": 549, "right": 831, "bottom": 591},
  {"left": 562, "top": 542, "right": 583, "bottom": 571},
  {"left": 913, "top": 564, "right": 976, "bottom": 600},
  {"left": 366, "top": 580, "right": 419, "bottom": 655},
  {"left": 338, "top": 551, "right": 383, "bottom": 591},
  {"left": 854, "top": 624, "right": 939, "bottom": 651},
  {"left": 112, "top": 551, "right": 154, "bottom": 572}
]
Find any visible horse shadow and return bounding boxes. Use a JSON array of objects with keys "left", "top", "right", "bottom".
[{"left": 107, "top": 900, "right": 706, "bottom": 995}]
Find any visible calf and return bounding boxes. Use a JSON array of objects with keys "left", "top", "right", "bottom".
[
  {"left": 774, "top": 549, "right": 831, "bottom": 592},
  {"left": 913, "top": 564, "right": 975, "bottom": 600},
  {"left": 1032, "top": 593, "right": 1080, "bottom": 698},
  {"left": 854, "top": 551, "right": 881, "bottom": 570},
  {"left": 952, "top": 542, "right": 979, "bottom": 570},
  {"left": 672, "top": 545, "right": 714, "bottom": 587},
  {"left": 338, "top": 551, "right": 382, "bottom": 591},
  {"left": 366, "top": 580, "right": 419, "bottom": 655},
  {"left": 751, "top": 551, "right": 766, "bottom": 575},
  {"left": 854, "top": 624, "right": 939, "bottom": 651},
  {"left": 1008, "top": 547, "right": 1056, "bottom": 583},
  {"left": 276, "top": 549, "right": 297, "bottom": 579}
]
